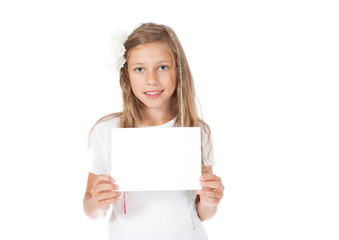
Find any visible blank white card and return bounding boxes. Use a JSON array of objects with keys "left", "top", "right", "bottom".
[{"left": 111, "top": 127, "right": 201, "bottom": 191}]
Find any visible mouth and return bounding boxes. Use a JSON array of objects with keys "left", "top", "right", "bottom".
[{"left": 144, "top": 90, "right": 164, "bottom": 99}]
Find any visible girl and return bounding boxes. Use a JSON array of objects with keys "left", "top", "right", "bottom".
[{"left": 83, "top": 22, "right": 224, "bottom": 239}]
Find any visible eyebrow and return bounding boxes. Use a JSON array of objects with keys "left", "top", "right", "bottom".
[{"left": 130, "top": 61, "right": 172, "bottom": 67}]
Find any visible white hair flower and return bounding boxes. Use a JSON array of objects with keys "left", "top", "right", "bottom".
[{"left": 109, "top": 31, "right": 128, "bottom": 75}]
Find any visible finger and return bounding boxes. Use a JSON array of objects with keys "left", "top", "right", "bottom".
[
  {"left": 96, "top": 174, "right": 115, "bottom": 184},
  {"left": 95, "top": 183, "right": 119, "bottom": 193},
  {"left": 96, "top": 197, "right": 120, "bottom": 210},
  {"left": 197, "top": 190, "right": 223, "bottom": 200},
  {"left": 200, "top": 196, "right": 221, "bottom": 206},
  {"left": 200, "top": 174, "right": 220, "bottom": 182},
  {"left": 97, "top": 191, "right": 122, "bottom": 202},
  {"left": 197, "top": 186, "right": 214, "bottom": 191},
  {"left": 201, "top": 186, "right": 215, "bottom": 191},
  {"left": 91, "top": 184, "right": 119, "bottom": 197},
  {"left": 200, "top": 181, "right": 223, "bottom": 190}
]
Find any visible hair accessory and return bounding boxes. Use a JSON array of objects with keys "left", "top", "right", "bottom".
[
  {"left": 187, "top": 191, "right": 197, "bottom": 229},
  {"left": 109, "top": 31, "right": 128, "bottom": 75},
  {"left": 170, "top": 32, "right": 197, "bottom": 230},
  {"left": 123, "top": 192, "right": 126, "bottom": 214},
  {"left": 169, "top": 32, "right": 184, "bottom": 128}
]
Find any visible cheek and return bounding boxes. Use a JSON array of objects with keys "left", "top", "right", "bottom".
[
  {"left": 161, "top": 74, "right": 176, "bottom": 89},
  {"left": 130, "top": 78, "right": 142, "bottom": 95},
  {"left": 169, "top": 71, "right": 177, "bottom": 89}
]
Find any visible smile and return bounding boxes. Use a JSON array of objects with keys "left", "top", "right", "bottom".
[{"left": 144, "top": 90, "right": 164, "bottom": 99}]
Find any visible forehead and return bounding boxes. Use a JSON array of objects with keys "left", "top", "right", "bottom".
[{"left": 128, "top": 41, "right": 175, "bottom": 64}]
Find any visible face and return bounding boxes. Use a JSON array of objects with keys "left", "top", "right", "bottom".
[{"left": 127, "top": 41, "right": 177, "bottom": 116}]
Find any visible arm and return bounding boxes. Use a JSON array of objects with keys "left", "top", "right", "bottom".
[
  {"left": 83, "top": 173, "right": 120, "bottom": 219},
  {"left": 196, "top": 166, "right": 224, "bottom": 221}
]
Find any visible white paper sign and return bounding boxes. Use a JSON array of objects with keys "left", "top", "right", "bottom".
[{"left": 111, "top": 127, "right": 201, "bottom": 191}]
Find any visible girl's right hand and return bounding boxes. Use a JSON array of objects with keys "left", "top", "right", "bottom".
[{"left": 90, "top": 174, "right": 121, "bottom": 212}]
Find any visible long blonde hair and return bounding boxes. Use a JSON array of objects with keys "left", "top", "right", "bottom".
[{"left": 88, "top": 22, "right": 213, "bottom": 164}]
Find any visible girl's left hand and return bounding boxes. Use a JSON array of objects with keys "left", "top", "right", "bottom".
[{"left": 197, "top": 174, "right": 224, "bottom": 207}]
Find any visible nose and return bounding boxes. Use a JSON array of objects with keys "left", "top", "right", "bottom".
[{"left": 146, "top": 69, "right": 159, "bottom": 86}]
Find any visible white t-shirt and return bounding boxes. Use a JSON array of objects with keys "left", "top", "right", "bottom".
[{"left": 88, "top": 116, "right": 215, "bottom": 240}]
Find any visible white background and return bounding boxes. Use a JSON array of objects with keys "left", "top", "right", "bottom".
[{"left": 0, "top": 0, "right": 338, "bottom": 239}]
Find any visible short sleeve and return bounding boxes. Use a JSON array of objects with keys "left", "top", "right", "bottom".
[
  {"left": 87, "top": 122, "right": 111, "bottom": 176},
  {"left": 200, "top": 123, "right": 216, "bottom": 166}
]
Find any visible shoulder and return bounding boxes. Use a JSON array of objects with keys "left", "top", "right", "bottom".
[
  {"left": 197, "top": 118, "right": 212, "bottom": 137},
  {"left": 94, "top": 115, "right": 121, "bottom": 132},
  {"left": 88, "top": 113, "right": 122, "bottom": 147}
]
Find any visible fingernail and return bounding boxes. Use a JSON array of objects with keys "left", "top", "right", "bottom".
[
  {"left": 115, "top": 185, "right": 119, "bottom": 189},
  {"left": 111, "top": 178, "right": 115, "bottom": 183},
  {"left": 201, "top": 182, "right": 205, "bottom": 186},
  {"left": 200, "top": 176, "right": 204, "bottom": 181}
]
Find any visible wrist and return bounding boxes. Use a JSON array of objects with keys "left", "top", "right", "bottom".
[
  {"left": 197, "top": 200, "right": 218, "bottom": 221},
  {"left": 83, "top": 196, "right": 107, "bottom": 219},
  {"left": 94, "top": 205, "right": 107, "bottom": 215}
]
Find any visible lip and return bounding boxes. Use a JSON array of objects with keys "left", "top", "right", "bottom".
[{"left": 144, "top": 90, "right": 164, "bottom": 99}]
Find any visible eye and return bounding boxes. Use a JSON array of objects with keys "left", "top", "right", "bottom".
[
  {"left": 135, "top": 67, "right": 144, "bottom": 73},
  {"left": 159, "top": 65, "right": 168, "bottom": 71}
]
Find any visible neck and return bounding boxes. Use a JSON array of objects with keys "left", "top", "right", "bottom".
[{"left": 140, "top": 108, "right": 173, "bottom": 126}]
